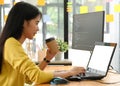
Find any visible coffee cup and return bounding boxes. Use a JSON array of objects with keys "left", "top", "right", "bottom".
[{"left": 45, "top": 37, "right": 59, "bottom": 54}]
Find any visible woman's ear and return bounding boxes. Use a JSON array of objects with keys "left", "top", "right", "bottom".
[{"left": 23, "top": 20, "right": 27, "bottom": 28}]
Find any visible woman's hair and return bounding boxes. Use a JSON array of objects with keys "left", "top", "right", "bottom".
[{"left": 0, "top": 1, "right": 42, "bottom": 73}]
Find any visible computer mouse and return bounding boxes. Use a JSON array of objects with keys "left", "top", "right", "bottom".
[{"left": 50, "top": 77, "right": 69, "bottom": 85}]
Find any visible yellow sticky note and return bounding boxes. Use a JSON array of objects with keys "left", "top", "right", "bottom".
[
  {"left": 14, "top": 2, "right": 17, "bottom": 5},
  {"left": 106, "top": 14, "right": 114, "bottom": 22},
  {"left": 0, "top": 0, "right": 4, "bottom": 5},
  {"left": 67, "top": 7, "right": 72, "bottom": 12},
  {"left": 67, "top": 2, "right": 72, "bottom": 12},
  {"left": 80, "top": 6, "right": 88, "bottom": 14},
  {"left": 95, "top": 6, "right": 103, "bottom": 11},
  {"left": 4, "top": 15, "right": 8, "bottom": 22},
  {"left": 114, "top": 4, "right": 120, "bottom": 12},
  {"left": 88, "top": 0, "right": 96, "bottom": 2},
  {"left": 37, "top": 0, "right": 45, "bottom": 6}
]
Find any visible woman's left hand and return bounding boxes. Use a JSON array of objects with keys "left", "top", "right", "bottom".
[{"left": 45, "top": 48, "right": 59, "bottom": 61}]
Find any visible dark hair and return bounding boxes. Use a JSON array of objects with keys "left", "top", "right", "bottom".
[{"left": 0, "top": 1, "right": 42, "bottom": 73}]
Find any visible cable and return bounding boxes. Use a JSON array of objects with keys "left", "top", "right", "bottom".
[
  {"left": 107, "top": 65, "right": 119, "bottom": 74},
  {"left": 109, "top": 65, "right": 120, "bottom": 74},
  {"left": 94, "top": 66, "right": 120, "bottom": 84},
  {"left": 108, "top": 70, "right": 119, "bottom": 74},
  {"left": 95, "top": 80, "right": 120, "bottom": 84}
]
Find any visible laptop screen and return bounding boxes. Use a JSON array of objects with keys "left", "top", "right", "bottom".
[{"left": 88, "top": 43, "right": 116, "bottom": 72}]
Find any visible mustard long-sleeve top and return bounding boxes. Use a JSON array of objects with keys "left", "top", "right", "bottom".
[{"left": 0, "top": 37, "right": 54, "bottom": 86}]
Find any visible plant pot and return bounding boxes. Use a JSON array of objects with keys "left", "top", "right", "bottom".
[{"left": 55, "top": 52, "right": 63, "bottom": 61}]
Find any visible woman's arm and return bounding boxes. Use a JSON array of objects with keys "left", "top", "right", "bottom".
[
  {"left": 38, "top": 49, "right": 85, "bottom": 78},
  {"left": 38, "top": 57, "right": 49, "bottom": 70},
  {"left": 53, "top": 67, "right": 85, "bottom": 78},
  {"left": 38, "top": 49, "right": 57, "bottom": 70}
]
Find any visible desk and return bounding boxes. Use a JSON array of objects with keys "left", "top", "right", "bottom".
[{"left": 35, "top": 65, "right": 120, "bottom": 86}]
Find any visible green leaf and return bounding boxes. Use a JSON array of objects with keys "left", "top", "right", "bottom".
[{"left": 56, "top": 39, "right": 69, "bottom": 52}]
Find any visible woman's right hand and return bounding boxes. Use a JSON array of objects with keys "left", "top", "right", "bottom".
[
  {"left": 53, "top": 66, "right": 85, "bottom": 78},
  {"left": 68, "top": 66, "right": 85, "bottom": 76}
]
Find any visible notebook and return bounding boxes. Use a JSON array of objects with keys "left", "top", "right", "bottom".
[{"left": 66, "top": 42, "right": 117, "bottom": 80}]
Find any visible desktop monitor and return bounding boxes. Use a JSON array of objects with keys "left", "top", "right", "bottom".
[{"left": 72, "top": 11, "right": 105, "bottom": 51}]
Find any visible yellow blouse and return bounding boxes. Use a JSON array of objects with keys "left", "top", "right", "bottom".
[{"left": 0, "top": 37, "right": 54, "bottom": 86}]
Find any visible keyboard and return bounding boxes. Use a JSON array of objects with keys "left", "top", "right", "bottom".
[{"left": 66, "top": 72, "right": 102, "bottom": 81}]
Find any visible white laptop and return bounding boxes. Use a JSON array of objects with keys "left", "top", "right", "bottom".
[{"left": 66, "top": 42, "right": 117, "bottom": 81}]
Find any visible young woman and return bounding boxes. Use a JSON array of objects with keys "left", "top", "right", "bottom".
[{"left": 0, "top": 1, "right": 85, "bottom": 86}]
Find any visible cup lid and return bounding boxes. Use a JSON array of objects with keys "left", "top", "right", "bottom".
[{"left": 45, "top": 37, "right": 55, "bottom": 43}]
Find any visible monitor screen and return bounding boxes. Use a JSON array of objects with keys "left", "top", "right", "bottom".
[{"left": 72, "top": 11, "right": 105, "bottom": 51}]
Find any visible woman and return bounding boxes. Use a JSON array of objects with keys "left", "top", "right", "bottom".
[{"left": 0, "top": 1, "right": 85, "bottom": 86}]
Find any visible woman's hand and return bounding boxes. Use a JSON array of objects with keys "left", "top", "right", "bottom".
[
  {"left": 45, "top": 48, "right": 59, "bottom": 61},
  {"left": 38, "top": 48, "right": 59, "bottom": 70},
  {"left": 68, "top": 66, "right": 85, "bottom": 76},
  {"left": 53, "top": 66, "right": 85, "bottom": 78}
]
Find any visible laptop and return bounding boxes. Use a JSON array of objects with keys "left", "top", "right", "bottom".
[{"left": 66, "top": 42, "right": 117, "bottom": 81}]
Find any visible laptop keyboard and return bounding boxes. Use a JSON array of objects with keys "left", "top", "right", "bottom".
[
  {"left": 66, "top": 72, "right": 102, "bottom": 81},
  {"left": 77, "top": 72, "right": 101, "bottom": 77},
  {"left": 76, "top": 73, "right": 85, "bottom": 77}
]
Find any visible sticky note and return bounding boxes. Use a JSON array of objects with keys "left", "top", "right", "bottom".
[
  {"left": 14, "top": 2, "right": 16, "bottom": 5},
  {"left": 80, "top": 6, "right": 88, "bottom": 14},
  {"left": 67, "top": 7, "right": 72, "bottom": 12},
  {"left": 106, "top": 14, "right": 114, "bottom": 22},
  {"left": 4, "top": 15, "right": 8, "bottom": 22},
  {"left": 114, "top": 4, "right": 120, "bottom": 12},
  {"left": 67, "top": 2, "right": 72, "bottom": 12},
  {"left": 0, "top": 0, "right": 4, "bottom": 5},
  {"left": 67, "top": 2, "right": 72, "bottom": 5},
  {"left": 95, "top": 6, "right": 103, "bottom": 11},
  {"left": 37, "top": 0, "right": 45, "bottom": 6}
]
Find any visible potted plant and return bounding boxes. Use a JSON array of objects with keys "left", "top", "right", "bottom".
[
  {"left": 55, "top": 39, "right": 69, "bottom": 60},
  {"left": 56, "top": 39, "right": 69, "bottom": 52}
]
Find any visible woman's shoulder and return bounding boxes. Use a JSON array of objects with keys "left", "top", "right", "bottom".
[{"left": 5, "top": 37, "right": 21, "bottom": 46}]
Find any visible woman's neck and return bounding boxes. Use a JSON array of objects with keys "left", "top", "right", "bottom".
[{"left": 18, "top": 35, "right": 26, "bottom": 44}]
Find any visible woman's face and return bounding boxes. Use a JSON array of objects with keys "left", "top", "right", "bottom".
[{"left": 22, "top": 15, "right": 41, "bottom": 39}]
